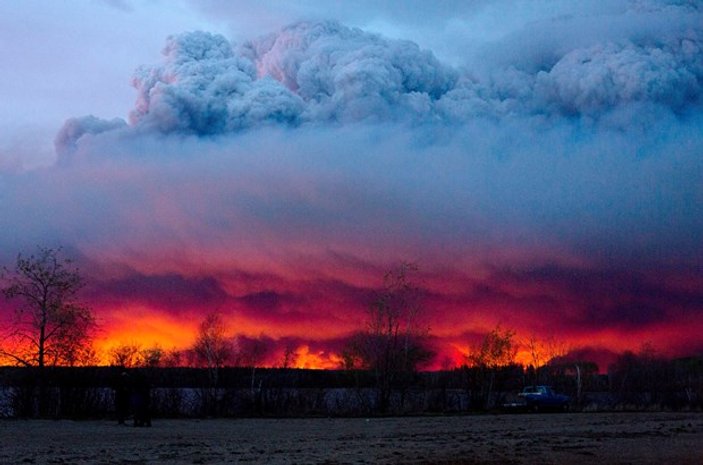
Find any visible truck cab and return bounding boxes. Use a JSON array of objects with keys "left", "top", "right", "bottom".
[{"left": 515, "top": 385, "right": 570, "bottom": 411}]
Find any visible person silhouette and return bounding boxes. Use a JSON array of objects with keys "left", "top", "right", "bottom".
[
  {"left": 114, "top": 371, "right": 130, "bottom": 425},
  {"left": 131, "top": 370, "right": 152, "bottom": 427}
]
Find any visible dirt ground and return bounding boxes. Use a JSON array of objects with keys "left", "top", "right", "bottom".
[{"left": 1, "top": 412, "right": 701, "bottom": 464}]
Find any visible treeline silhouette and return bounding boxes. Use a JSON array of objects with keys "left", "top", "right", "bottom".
[
  {"left": 2, "top": 250, "right": 702, "bottom": 418},
  {"left": 1, "top": 351, "right": 701, "bottom": 419}
]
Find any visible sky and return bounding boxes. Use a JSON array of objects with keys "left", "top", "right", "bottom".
[{"left": 1, "top": 0, "right": 702, "bottom": 370}]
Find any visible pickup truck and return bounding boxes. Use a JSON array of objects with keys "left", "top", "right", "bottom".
[{"left": 503, "top": 385, "right": 570, "bottom": 412}]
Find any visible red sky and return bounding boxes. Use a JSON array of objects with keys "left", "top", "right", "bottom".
[
  {"left": 1, "top": 4, "right": 702, "bottom": 371},
  {"left": 79, "top": 252, "right": 703, "bottom": 371}
]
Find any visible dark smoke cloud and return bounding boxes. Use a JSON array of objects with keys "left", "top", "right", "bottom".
[
  {"left": 84, "top": 273, "right": 231, "bottom": 314},
  {"left": 56, "top": 1, "right": 702, "bottom": 152},
  {"left": 3, "top": 1, "right": 703, "bottom": 361},
  {"left": 55, "top": 115, "right": 127, "bottom": 160},
  {"left": 61, "top": 22, "right": 457, "bottom": 149}
]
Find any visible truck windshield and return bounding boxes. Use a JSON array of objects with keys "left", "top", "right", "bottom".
[{"left": 523, "top": 386, "right": 546, "bottom": 394}]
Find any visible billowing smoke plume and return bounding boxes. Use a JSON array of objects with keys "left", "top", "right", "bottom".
[
  {"left": 55, "top": 116, "right": 127, "bottom": 160},
  {"left": 10, "top": 0, "right": 703, "bottom": 363},
  {"left": 128, "top": 30, "right": 304, "bottom": 135},
  {"left": 240, "top": 22, "right": 457, "bottom": 121},
  {"left": 121, "top": 22, "right": 456, "bottom": 140},
  {"left": 57, "top": 2, "right": 702, "bottom": 154}
]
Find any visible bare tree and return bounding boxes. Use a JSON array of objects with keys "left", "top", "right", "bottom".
[
  {"left": 467, "top": 325, "right": 517, "bottom": 409},
  {"left": 281, "top": 343, "right": 298, "bottom": 369},
  {"left": 526, "top": 334, "right": 546, "bottom": 370},
  {"left": 161, "top": 347, "right": 185, "bottom": 367},
  {"left": 191, "top": 312, "right": 233, "bottom": 415},
  {"left": 525, "top": 334, "right": 569, "bottom": 384},
  {"left": 192, "top": 313, "right": 232, "bottom": 372},
  {"left": 232, "top": 334, "right": 268, "bottom": 398},
  {"left": 109, "top": 343, "right": 142, "bottom": 368},
  {"left": 469, "top": 325, "right": 517, "bottom": 369},
  {"left": 140, "top": 345, "right": 164, "bottom": 368},
  {"left": 108, "top": 343, "right": 163, "bottom": 368},
  {"left": 346, "top": 262, "right": 433, "bottom": 412},
  {"left": 1, "top": 247, "right": 95, "bottom": 368},
  {"left": 544, "top": 336, "right": 569, "bottom": 365}
]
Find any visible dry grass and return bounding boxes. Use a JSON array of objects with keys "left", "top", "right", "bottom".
[{"left": 1, "top": 412, "right": 702, "bottom": 464}]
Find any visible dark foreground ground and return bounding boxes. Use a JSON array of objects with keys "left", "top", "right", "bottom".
[{"left": 1, "top": 412, "right": 701, "bottom": 464}]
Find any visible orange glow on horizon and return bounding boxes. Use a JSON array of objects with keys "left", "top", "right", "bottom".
[
  {"left": 3, "top": 298, "right": 700, "bottom": 371},
  {"left": 289, "top": 345, "right": 343, "bottom": 370},
  {"left": 94, "top": 307, "right": 199, "bottom": 364},
  {"left": 87, "top": 313, "right": 703, "bottom": 370}
]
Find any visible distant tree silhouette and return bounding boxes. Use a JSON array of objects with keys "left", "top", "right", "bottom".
[
  {"left": 140, "top": 345, "right": 164, "bottom": 368},
  {"left": 281, "top": 342, "right": 297, "bottom": 369},
  {"left": 674, "top": 356, "right": 703, "bottom": 408},
  {"left": 108, "top": 343, "right": 164, "bottom": 368},
  {"left": 160, "top": 347, "right": 185, "bottom": 367},
  {"left": 608, "top": 343, "right": 673, "bottom": 407},
  {"left": 192, "top": 313, "right": 232, "bottom": 372},
  {"left": 524, "top": 334, "right": 568, "bottom": 385},
  {"left": 468, "top": 324, "right": 517, "bottom": 369},
  {"left": 233, "top": 335, "right": 267, "bottom": 396},
  {"left": 109, "top": 344, "right": 142, "bottom": 368},
  {"left": 191, "top": 312, "right": 233, "bottom": 415},
  {"left": 467, "top": 325, "right": 517, "bottom": 409},
  {"left": 1, "top": 247, "right": 95, "bottom": 368},
  {"left": 345, "top": 262, "right": 433, "bottom": 412}
]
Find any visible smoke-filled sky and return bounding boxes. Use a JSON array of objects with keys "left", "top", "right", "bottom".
[{"left": 1, "top": 0, "right": 702, "bottom": 369}]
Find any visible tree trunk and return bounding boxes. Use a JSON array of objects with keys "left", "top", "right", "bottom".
[
  {"left": 575, "top": 363, "right": 582, "bottom": 406},
  {"left": 485, "top": 370, "right": 495, "bottom": 410},
  {"left": 38, "top": 316, "right": 46, "bottom": 417}
]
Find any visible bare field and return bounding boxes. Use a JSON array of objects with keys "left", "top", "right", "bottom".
[{"left": 1, "top": 412, "right": 702, "bottom": 464}]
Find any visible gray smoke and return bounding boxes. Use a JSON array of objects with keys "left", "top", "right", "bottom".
[
  {"left": 55, "top": 0, "right": 703, "bottom": 154},
  {"left": 128, "top": 30, "right": 304, "bottom": 135},
  {"left": 240, "top": 22, "right": 458, "bottom": 122},
  {"left": 5, "top": 1, "right": 703, "bottom": 357},
  {"left": 55, "top": 115, "right": 127, "bottom": 159},
  {"left": 120, "top": 22, "right": 458, "bottom": 140}
]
